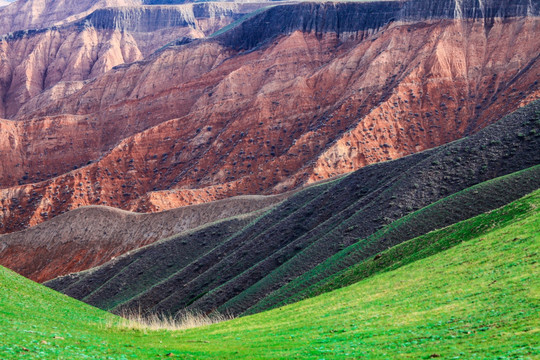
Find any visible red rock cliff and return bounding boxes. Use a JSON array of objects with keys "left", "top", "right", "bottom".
[{"left": 0, "top": 0, "right": 539, "bottom": 234}]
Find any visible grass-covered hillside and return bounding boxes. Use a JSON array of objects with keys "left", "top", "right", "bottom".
[
  {"left": 246, "top": 164, "right": 540, "bottom": 314},
  {"left": 47, "top": 100, "right": 540, "bottom": 317},
  {"left": 2, "top": 190, "right": 539, "bottom": 359}
]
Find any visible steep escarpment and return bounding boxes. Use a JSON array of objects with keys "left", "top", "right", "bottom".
[
  {"left": 1, "top": 0, "right": 539, "bottom": 235},
  {"left": 0, "top": 28, "right": 146, "bottom": 118},
  {"left": 0, "top": 3, "right": 262, "bottom": 119},
  {"left": 0, "top": 193, "right": 287, "bottom": 282},
  {"left": 0, "top": 0, "right": 143, "bottom": 35},
  {"left": 212, "top": 2, "right": 404, "bottom": 50},
  {"left": 401, "top": 0, "right": 539, "bottom": 21},
  {"left": 213, "top": 0, "right": 540, "bottom": 50},
  {"left": 45, "top": 100, "right": 540, "bottom": 316},
  {"left": 85, "top": 4, "right": 255, "bottom": 33}
]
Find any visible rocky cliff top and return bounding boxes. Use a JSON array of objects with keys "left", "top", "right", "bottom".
[
  {"left": 401, "top": 0, "right": 539, "bottom": 20},
  {"left": 0, "top": 0, "right": 144, "bottom": 35},
  {"left": 142, "top": 0, "right": 280, "bottom": 3},
  {"left": 84, "top": 4, "right": 246, "bottom": 31},
  {"left": 213, "top": 2, "right": 402, "bottom": 50},
  {"left": 213, "top": 0, "right": 540, "bottom": 50}
]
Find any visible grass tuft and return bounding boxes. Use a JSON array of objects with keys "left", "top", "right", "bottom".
[{"left": 110, "top": 309, "right": 234, "bottom": 332}]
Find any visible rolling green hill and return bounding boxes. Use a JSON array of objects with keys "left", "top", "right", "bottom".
[{"left": 1, "top": 190, "right": 539, "bottom": 359}]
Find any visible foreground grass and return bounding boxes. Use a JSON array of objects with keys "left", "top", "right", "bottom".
[
  {"left": 1, "top": 191, "right": 539, "bottom": 359},
  {"left": 115, "top": 309, "right": 233, "bottom": 332}
]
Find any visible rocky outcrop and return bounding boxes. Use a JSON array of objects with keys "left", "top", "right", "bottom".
[
  {"left": 0, "top": 0, "right": 143, "bottom": 35},
  {"left": 0, "top": 3, "right": 264, "bottom": 118},
  {"left": 213, "top": 0, "right": 540, "bottom": 51},
  {"left": 85, "top": 4, "right": 252, "bottom": 32},
  {"left": 213, "top": 2, "right": 404, "bottom": 50},
  {"left": 401, "top": 0, "right": 539, "bottom": 21},
  {"left": 0, "top": 27, "right": 145, "bottom": 118}
]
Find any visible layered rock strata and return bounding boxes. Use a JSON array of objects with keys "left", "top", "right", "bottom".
[{"left": 1, "top": 0, "right": 539, "bottom": 235}]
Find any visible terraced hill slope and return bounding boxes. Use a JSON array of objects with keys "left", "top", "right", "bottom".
[
  {"left": 3, "top": 189, "right": 539, "bottom": 358},
  {"left": 1, "top": 0, "right": 539, "bottom": 234},
  {"left": 0, "top": 192, "right": 288, "bottom": 282},
  {"left": 47, "top": 100, "right": 540, "bottom": 316}
]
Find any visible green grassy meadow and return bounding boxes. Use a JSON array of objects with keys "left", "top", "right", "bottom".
[{"left": 1, "top": 190, "right": 539, "bottom": 359}]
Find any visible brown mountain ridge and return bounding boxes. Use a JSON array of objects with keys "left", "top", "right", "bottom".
[
  {"left": 45, "top": 99, "right": 540, "bottom": 316},
  {"left": 0, "top": 0, "right": 539, "bottom": 237},
  {"left": 0, "top": 192, "right": 288, "bottom": 282}
]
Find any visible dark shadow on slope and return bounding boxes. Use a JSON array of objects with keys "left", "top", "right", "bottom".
[{"left": 47, "top": 100, "right": 540, "bottom": 316}]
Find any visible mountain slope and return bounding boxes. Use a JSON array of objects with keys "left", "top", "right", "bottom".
[
  {"left": 0, "top": 192, "right": 288, "bottom": 282},
  {"left": 3, "top": 189, "right": 539, "bottom": 358},
  {"left": 46, "top": 99, "right": 540, "bottom": 316},
  {"left": 2, "top": 0, "right": 539, "bottom": 234},
  {"left": 245, "top": 164, "right": 540, "bottom": 314},
  {"left": 0, "top": 3, "right": 266, "bottom": 119},
  {"left": 0, "top": 0, "right": 143, "bottom": 34}
]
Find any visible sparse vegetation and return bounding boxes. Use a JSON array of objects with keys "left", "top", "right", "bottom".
[{"left": 111, "top": 309, "right": 234, "bottom": 332}]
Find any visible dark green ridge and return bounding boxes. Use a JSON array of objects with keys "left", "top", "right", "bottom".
[{"left": 245, "top": 163, "right": 540, "bottom": 314}]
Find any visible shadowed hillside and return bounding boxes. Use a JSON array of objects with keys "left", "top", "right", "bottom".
[
  {"left": 2, "top": 189, "right": 539, "bottom": 358},
  {"left": 47, "top": 100, "right": 540, "bottom": 316},
  {"left": 0, "top": 193, "right": 288, "bottom": 282},
  {"left": 246, "top": 163, "right": 540, "bottom": 314}
]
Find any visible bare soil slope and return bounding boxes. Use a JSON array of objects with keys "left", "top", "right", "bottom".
[
  {"left": 47, "top": 100, "right": 540, "bottom": 316},
  {"left": 0, "top": 192, "right": 287, "bottom": 282},
  {"left": 0, "top": 3, "right": 265, "bottom": 119}
]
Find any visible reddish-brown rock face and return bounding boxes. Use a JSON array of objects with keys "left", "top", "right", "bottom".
[
  {"left": 0, "top": 3, "right": 267, "bottom": 118},
  {"left": 1, "top": 12, "right": 539, "bottom": 235}
]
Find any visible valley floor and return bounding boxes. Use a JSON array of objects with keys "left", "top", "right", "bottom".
[{"left": 0, "top": 191, "right": 539, "bottom": 359}]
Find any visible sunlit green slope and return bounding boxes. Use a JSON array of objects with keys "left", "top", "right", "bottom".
[{"left": 1, "top": 190, "right": 538, "bottom": 359}]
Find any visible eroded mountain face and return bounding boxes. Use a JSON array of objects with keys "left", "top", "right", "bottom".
[
  {"left": 0, "top": 0, "right": 143, "bottom": 34},
  {"left": 0, "top": 3, "right": 265, "bottom": 118},
  {"left": 0, "top": 0, "right": 539, "bottom": 235},
  {"left": 0, "top": 193, "right": 288, "bottom": 282}
]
